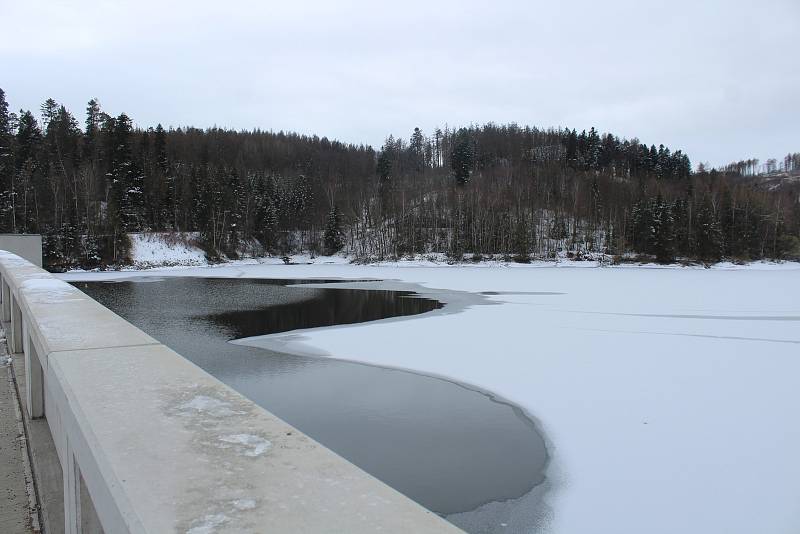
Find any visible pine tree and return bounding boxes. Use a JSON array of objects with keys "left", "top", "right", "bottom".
[
  {"left": 450, "top": 128, "right": 473, "bottom": 185},
  {"left": 323, "top": 205, "right": 344, "bottom": 255},
  {"left": 0, "top": 88, "right": 15, "bottom": 231},
  {"left": 586, "top": 127, "right": 600, "bottom": 170},
  {"left": 42, "top": 225, "right": 64, "bottom": 269},
  {"left": 83, "top": 232, "right": 102, "bottom": 267},
  {"left": 15, "top": 111, "right": 41, "bottom": 170},
  {"left": 599, "top": 133, "right": 618, "bottom": 168},
  {"left": 14, "top": 111, "right": 43, "bottom": 233},
  {"left": 377, "top": 150, "right": 392, "bottom": 182},
  {"left": 261, "top": 200, "right": 278, "bottom": 251},
  {"left": 40, "top": 98, "right": 58, "bottom": 130},
  {"left": 108, "top": 114, "right": 145, "bottom": 232},
  {"left": 154, "top": 124, "right": 168, "bottom": 173},
  {"left": 102, "top": 113, "right": 144, "bottom": 261},
  {"left": 84, "top": 99, "right": 102, "bottom": 162},
  {"left": 410, "top": 127, "right": 425, "bottom": 172},
  {"left": 648, "top": 145, "right": 658, "bottom": 172},
  {"left": 651, "top": 196, "right": 675, "bottom": 263},
  {"left": 564, "top": 128, "right": 578, "bottom": 166},
  {"left": 694, "top": 195, "right": 722, "bottom": 262},
  {"left": 153, "top": 124, "right": 175, "bottom": 228},
  {"left": 42, "top": 104, "right": 82, "bottom": 242}
]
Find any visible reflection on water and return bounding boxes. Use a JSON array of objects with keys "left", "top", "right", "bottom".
[{"left": 73, "top": 277, "right": 547, "bottom": 530}]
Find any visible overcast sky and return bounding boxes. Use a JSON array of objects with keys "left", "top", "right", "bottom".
[{"left": 1, "top": 0, "right": 797, "bottom": 168}]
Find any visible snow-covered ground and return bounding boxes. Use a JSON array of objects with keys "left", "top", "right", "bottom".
[
  {"left": 127, "top": 232, "right": 207, "bottom": 268},
  {"left": 60, "top": 262, "right": 800, "bottom": 534}
]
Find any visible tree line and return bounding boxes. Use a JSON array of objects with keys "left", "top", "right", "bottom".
[
  {"left": 0, "top": 88, "right": 797, "bottom": 270},
  {"left": 720, "top": 154, "right": 800, "bottom": 176}
]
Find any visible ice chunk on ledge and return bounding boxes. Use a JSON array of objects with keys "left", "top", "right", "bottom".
[
  {"left": 187, "top": 513, "right": 229, "bottom": 534},
  {"left": 218, "top": 434, "right": 272, "bottom": 457},
  {"left": 177, "top": 395, "right": 244, "bottom": 418},
  {"left": 231, "top": 498, "right": 257, "bottom": 511}
]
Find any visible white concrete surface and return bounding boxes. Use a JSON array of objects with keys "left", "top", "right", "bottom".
[
  {"left": 0, "top": 251, "right": 460, "bottom": 534},
  {"left": 0, "top": 236, "right": 42, "bottom": 268}
]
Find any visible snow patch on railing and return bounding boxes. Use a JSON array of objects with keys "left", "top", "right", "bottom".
[{"left": 218, "top": 434, "right": 272, "bottom": 457}]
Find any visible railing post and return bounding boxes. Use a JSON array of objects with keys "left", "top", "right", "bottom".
[
  {"left": 10, "top": 294, "right": 23, "bottom": 353},
  {"left": 64, "top": 440, "right": 81, "bottom": 534},
  {"left": 1, "top": 281, "right": 9, "bottom": 322},
  {"left": 24, "top": 323, "right": 44, "bottom": 419}
]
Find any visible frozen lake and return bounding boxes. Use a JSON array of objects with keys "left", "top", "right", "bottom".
[
  {"left": 63, "top": 261, "right": 800, "bottom": 534},
  {"left": 72, "top": 277, "right": 548, "bottom": 533}
]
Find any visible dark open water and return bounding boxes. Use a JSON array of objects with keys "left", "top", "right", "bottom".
[{"left": 73, "top": 277, "right": 547, "bottom": 532}]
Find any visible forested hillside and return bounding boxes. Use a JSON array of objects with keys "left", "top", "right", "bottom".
[{"left": 1, "top": 88, "right": 798, "bottom": 270}]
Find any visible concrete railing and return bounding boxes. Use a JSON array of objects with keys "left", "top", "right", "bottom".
[{"left": 0, "top": 251, "right": 460, "bottom": 534}]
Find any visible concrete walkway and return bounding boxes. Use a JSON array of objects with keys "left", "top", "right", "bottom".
[{"left": 0, "top": 333, "right": 35, "bottom": 534}]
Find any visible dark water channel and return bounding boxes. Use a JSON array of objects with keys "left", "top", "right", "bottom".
[{"left": 73, "top": 277, "right": 547, "bottom": 532}]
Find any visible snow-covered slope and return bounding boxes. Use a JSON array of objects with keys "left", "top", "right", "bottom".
[{"left": 128, "top": 232, "right": 208, "bottom": 268}]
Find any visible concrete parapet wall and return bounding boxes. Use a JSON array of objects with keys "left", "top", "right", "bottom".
[
  {"left": 0, "top": 235, "right": 42, "bottom": 267},
  {"left": 0, "top": 251, "right": 460, "bottom": 534}
]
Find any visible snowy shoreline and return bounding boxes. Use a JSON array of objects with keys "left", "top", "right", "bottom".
[
  {"left": 70, "top": 250, "right": 800, "bottom": 274},
  {"left": 65, "top": 231, "right": 800, "bottom": 273},
  {"left": 59, "top": 262, "right": 800, "bottom": 534}
]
